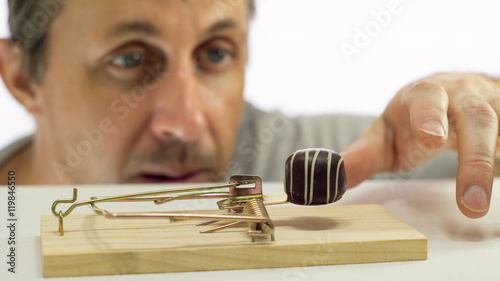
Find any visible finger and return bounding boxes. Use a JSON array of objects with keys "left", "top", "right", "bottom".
[
  {"left": 341, "top": 118, "right": 389, "bottom": 188},
  {"left": 487, "top": 94, "right": 500, "bottom": 131},
  {"left": 450, "top": 93, "right": 498, "bottom": 218},
  {"left": 404, "top": 81, "right": 449, "bottom": 149}
]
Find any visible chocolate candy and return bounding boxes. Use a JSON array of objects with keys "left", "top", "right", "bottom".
[{"left": 284, "top": 148, "right": 346, "bottom": 205}]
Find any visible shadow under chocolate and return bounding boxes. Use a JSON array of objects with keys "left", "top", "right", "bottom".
[{"left": 274, "top": 216, "right": 341, "bottom": 231}]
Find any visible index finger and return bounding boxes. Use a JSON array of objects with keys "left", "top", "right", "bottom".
[{"left": 450, "top": 93, "right": 498, "bottom": 218}]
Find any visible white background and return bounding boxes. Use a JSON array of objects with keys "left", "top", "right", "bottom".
[{"left": 0, "top": 0, "right": 499, "bottom": 150}]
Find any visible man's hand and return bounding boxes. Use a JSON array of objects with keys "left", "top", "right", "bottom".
[{"left": 341, "top": 73, "right": 500, "bottom": 218}]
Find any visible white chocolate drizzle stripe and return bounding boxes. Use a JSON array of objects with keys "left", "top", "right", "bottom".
[
  {"left": 309, "top": 150, "right": 321, "bottom": 205},
  {"left": 289, "top": 151, "right": 298, "bottom": 203},
  {"left": 335, "top": 157, "right": 344, "bottom": 202},
  {"left": 326, "top": 150, "right": 332, "bottom": 204},
  {"left": 304, "top": 150, "right": 309, "bottom": 205}
]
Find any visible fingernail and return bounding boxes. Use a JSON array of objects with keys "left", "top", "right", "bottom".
[
  {"left": 419, "top": 120, "right": 445, "bottom": 137},
  {"left": 461, "top": 185, "right": 488, "bottom": 213}
]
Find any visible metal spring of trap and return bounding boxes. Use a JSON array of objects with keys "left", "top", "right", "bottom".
[{"left": 51, "top": 175, "right": 279, "bottom": 242}]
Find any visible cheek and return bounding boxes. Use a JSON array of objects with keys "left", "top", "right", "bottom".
[
  {"left": 80, "top": 84, "right": 155, "bottom": 170},
  {"left": 202, "top": 72, "right": 245, "bottom": 167},
  {"left": 106, "top": 96, "right": 153, "bottom": 155},
  {"left": 38, "top": 74, "right": 153, "bottom": 182}
]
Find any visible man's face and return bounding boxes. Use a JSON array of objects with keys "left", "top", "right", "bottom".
[{"left": 33, "top": 0, "right": 248, "bottom": 183}]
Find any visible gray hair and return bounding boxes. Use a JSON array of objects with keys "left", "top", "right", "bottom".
[{"left": 8, "top": 0, "right": 255, "bottom": 83}]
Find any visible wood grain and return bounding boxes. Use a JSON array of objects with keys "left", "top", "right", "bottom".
[{"left": 41, "top": 204, "right": 427, "bottom": 277}]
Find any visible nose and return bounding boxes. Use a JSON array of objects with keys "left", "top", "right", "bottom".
[{"left": 149, "top": 63, "right": 207, "bottom": 143}]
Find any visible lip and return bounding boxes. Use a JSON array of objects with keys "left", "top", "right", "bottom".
[{"left": 137, "top": 170, "right": 209, "bottom": 183}]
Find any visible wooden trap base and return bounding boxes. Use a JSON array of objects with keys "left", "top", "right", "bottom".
[{"left": 41, "top": 204, "right": 427, "bottom": 277}]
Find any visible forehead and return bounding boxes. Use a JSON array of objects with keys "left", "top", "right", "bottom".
[{"left": 50, "top": 0, "right": 249, "bottom": 43}]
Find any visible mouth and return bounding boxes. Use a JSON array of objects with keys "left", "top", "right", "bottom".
[{"left": 138, "top": 170, "right": 209, "bottom": 183}]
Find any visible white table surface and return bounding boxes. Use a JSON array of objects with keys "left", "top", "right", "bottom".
[{"left": 1, "top": 178, "right": 500, "bottom": 281}]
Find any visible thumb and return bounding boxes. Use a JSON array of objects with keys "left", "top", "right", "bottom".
[{"left": 340, "top": 119, "right": 388, "bottom": 188}]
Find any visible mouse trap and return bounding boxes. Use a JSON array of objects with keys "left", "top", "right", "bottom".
[
  {"left": 41, "top": 149, "right": 427, "bottom": 277},
  {"left": 51, "top": 175, "right": 280, "bottom": 241}
]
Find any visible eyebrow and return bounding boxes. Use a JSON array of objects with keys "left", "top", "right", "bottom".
[
  {"left": 107, "top": 22, "right": 162, "bottom": 38},
  {"left": 106, "top": 19, "right": 239, "bottom": 39},
  {"left": 207, "top": 19, "right": 238, "bottom": 34}
]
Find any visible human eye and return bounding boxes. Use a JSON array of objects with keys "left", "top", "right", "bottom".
[
  {"left": 196, "top": 39, "right": 236, "bottom": 72},
  {"left": 105, "top": 43, "right": 165, "bottom": 81},
  {"left": 205, "top": 48, "right": 229, "bottom": 64},
  {"left": 110, "top": 51, "right": 144, "bottom": 68}
]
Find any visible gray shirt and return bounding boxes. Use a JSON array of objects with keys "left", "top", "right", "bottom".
[{"left": 0, "top": 103, "right": 458, "bottom": 182}]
